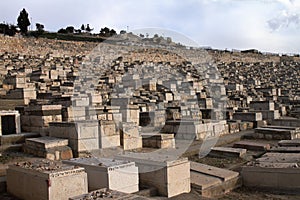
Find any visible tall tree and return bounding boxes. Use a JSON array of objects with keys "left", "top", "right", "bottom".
[
  {"left": 17, "top": 8, "right": 31, "bottom": 35},
  {"left": 81, "top": 24, "right": 85, "bottom": 31}
]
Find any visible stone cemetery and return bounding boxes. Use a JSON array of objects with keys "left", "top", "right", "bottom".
[
  {"left": 6, "top": 160, "right": 88, "bottom": 200},
  {"left": 0, "top": 34, "right": 299, "bottom": 199}
]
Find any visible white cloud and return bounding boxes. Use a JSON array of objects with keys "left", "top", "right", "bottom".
[{"left": 267, "top": 0, "right": 300, "bottom": 31}]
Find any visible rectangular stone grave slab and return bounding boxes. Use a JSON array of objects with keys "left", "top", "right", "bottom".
[
  {"left": 7, "top": 160, "right": 88, "bottom": 200},
  {"left": 26, "top": 137, "right": 68, "bottom": 149},
  {"left": 190, "top": 162, "right": 241, "bottom": 198},
  {"left": 265, "top": 126, "right": 300, "bottom": 131},
  {"left": 242, "top": 153, "right": 300, "bottom": 192},
  {"left": 49, "top": 121, "right": 100, "bottom": 156},
  {"left": 115, "top": 154, "right": 190, "bottom": 198},
  {"left": 278, "top": 139, "right": 300, "bottom": 147},
  {"left": 271, "top": 119, "right": 300, "bottom": 127},
  {"left": 233, "top": 140, "right": 270, "bottom": 151},
  {"left": 254, "top": 127, "right": 298, "bottom": 140},
  {"left": 0, "top": 132, "right": 39, "bottom": 145},
  {"left": 162, "top": 120, "right": 200, "bottom": 140},
  {"left": 227, "top": 122, "right": 240, "bottom": 134},
  {"left": 24, "top": 137, "right": 73, "bottom": 160},
  {"left": 233, "top": 112, "right": 262, "bottom": 121},
  {"left": 99, "top": 120, "right": 120, "bottom": 149},
  {"left": 268, "top": 146, "right": 300, "bottom": 153},
  {"left": 63, "top": 157, "right": 138, "bottom": 193},
  {"left": 209, "top": 147, "right": 247, "bottom": 158},
  {"left": 141, "top": 133, "right": 175, "bottom": 149},
  {"left": 120, "top": 123, "right": 142, "bottom": 150}
]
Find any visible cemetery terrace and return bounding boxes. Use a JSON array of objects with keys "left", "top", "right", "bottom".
[{"left": 0, "top": 34, "right": 299, "bottom": 199}]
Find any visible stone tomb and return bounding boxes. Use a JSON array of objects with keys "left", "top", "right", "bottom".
[
  {"left": 233, "top": 140, "right": 270, "bottom": 151},
  {"left": 249, "top": 101, "right": 275, "bottom": 111},
  {"left": 20, "top": 105, "right": 62, "bottom": 136},
  {"left": 49, "top": 121, "right": 99, "bottom": 156},
  {"left": 162, "top": 120, "right": 199, "bottom": 140},
  {"left": 119, "top": 122, "right": 142, "bottom": 150},
  {"left": 0, "top": 110, "right": 21, "bottom": 135},
  {"left": 227, "top": 122, "right": 240, "bottom": 134},
  {"left": 268, "top": 146, "right": 300, "bottom": 153},
  {"left": 6, "top": 160, "right": 88, "bottom": 200},
  {"left": 162, "top": 120, "right": 228, "bottom": 140},
  {"left": 116, "top": 154, "right": 190, "bottom": 198},
  {"left": 254, "top": 126, "right": 300, "bottom": 140},
  {"left": 232, "top": 112, "right": 262, "bottom": 122},
  {"left": 271, "top": 119, "right": 300, "bottom": 127},
  {"left": 190, "top": 162, "right": 241, "bottom": 198},
  {"left": 141, "top": 133, "right": 175, "bottom": 149},
  {"left": 98, "top": 120, "right": 120, "bottom": 149},
  {"left": 139, "top": 110, "right": 166, "bottom": 128},
  {"left": 24, "top": 136, "right": 73, "bottom": 160},
  {"left": 63, "top": 157, "right": 139, "bottom": 193},
  {"left": 242, "top": 153, "right": 300, "bottom": 192},
  {"left": 209, "top": 147, "right": 247, "bottom": 158},
  {"left": 20, "top": 104, "right": 62, "bottom": 136},
  {"left": 278, "top": 139, "right": 300, "bottom": 147}
]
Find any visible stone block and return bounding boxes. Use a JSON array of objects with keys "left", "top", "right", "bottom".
[
  {"left": 249, "top": 101, "right": 275, "bottom": 111},
  {"left": 62, "top": 106, "right": 86, "bottom": 121},
  {"left": 7, "top": 161, "right": 88, "bottom": 200},
  {"left": 116, "top": 155, "right": 190, "bottom": 198},
  {"left": 120, "top": 105, "right": 140, "bottom": 125},
  {"left": 142, "top": 134, "right": 175, "bottom": 149},
  {"left": 123, "top": 137, "right": 142, "bottom": 150},
  {"left": 233, "top": 140, "right": 270, "bottom": 151},
  {"left": 99, "top": 135, "right": 120, "bottom": 149},
  {"left": 209, "top": 147, "right": 247, "bottom": 158},
  {"left": 25, "top": 137, "right": 68, "bottom": 149},
  {"left": 278, "top": 139, "right": 300, "bottom": 147},
  {"left": 254, "top": 127, "right": 298, "bottom": 140},
  {"left": 63, "top": 157, "right": 139, "bottom": 193},
  {"left": 69, "top": 138, "right": 99, "bottom": 152},
  {"left": 99, "top": 121, "right": 118, "bottom": 137},
  {"left": 49, "top": 121, "right": 99, "bottom": 140},
  {"left": 242, "top": 153, "right": 300, "bottom": 192},
  {"left": 271, "top": 119, "right": 300, "bottom": 127},
  {"left": 233, "top": 112, "right": 262, "bottom": 122},
  {"left": 228, "top": 122, "right": 240, "bottom": 134},
  {"left": 190, "top": 162, "right": 241, "bottom": 198},
  {"left": 23, "top": 137, "right": 73, "bottom": 161}
]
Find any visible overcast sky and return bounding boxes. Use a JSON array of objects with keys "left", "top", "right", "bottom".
[{"left": 1, "top": 0, "right": 300, "bottom": 53}]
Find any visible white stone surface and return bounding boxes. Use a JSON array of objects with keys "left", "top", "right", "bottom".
[
  {"left": 63, "top": 157, "right": 139, "bottom": 193},
  {"left": 116, "top": 154, "right": 190, "bottom": 197},
  {"left": 7, "top": 162, "right": 88, "bottom": 200}
]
